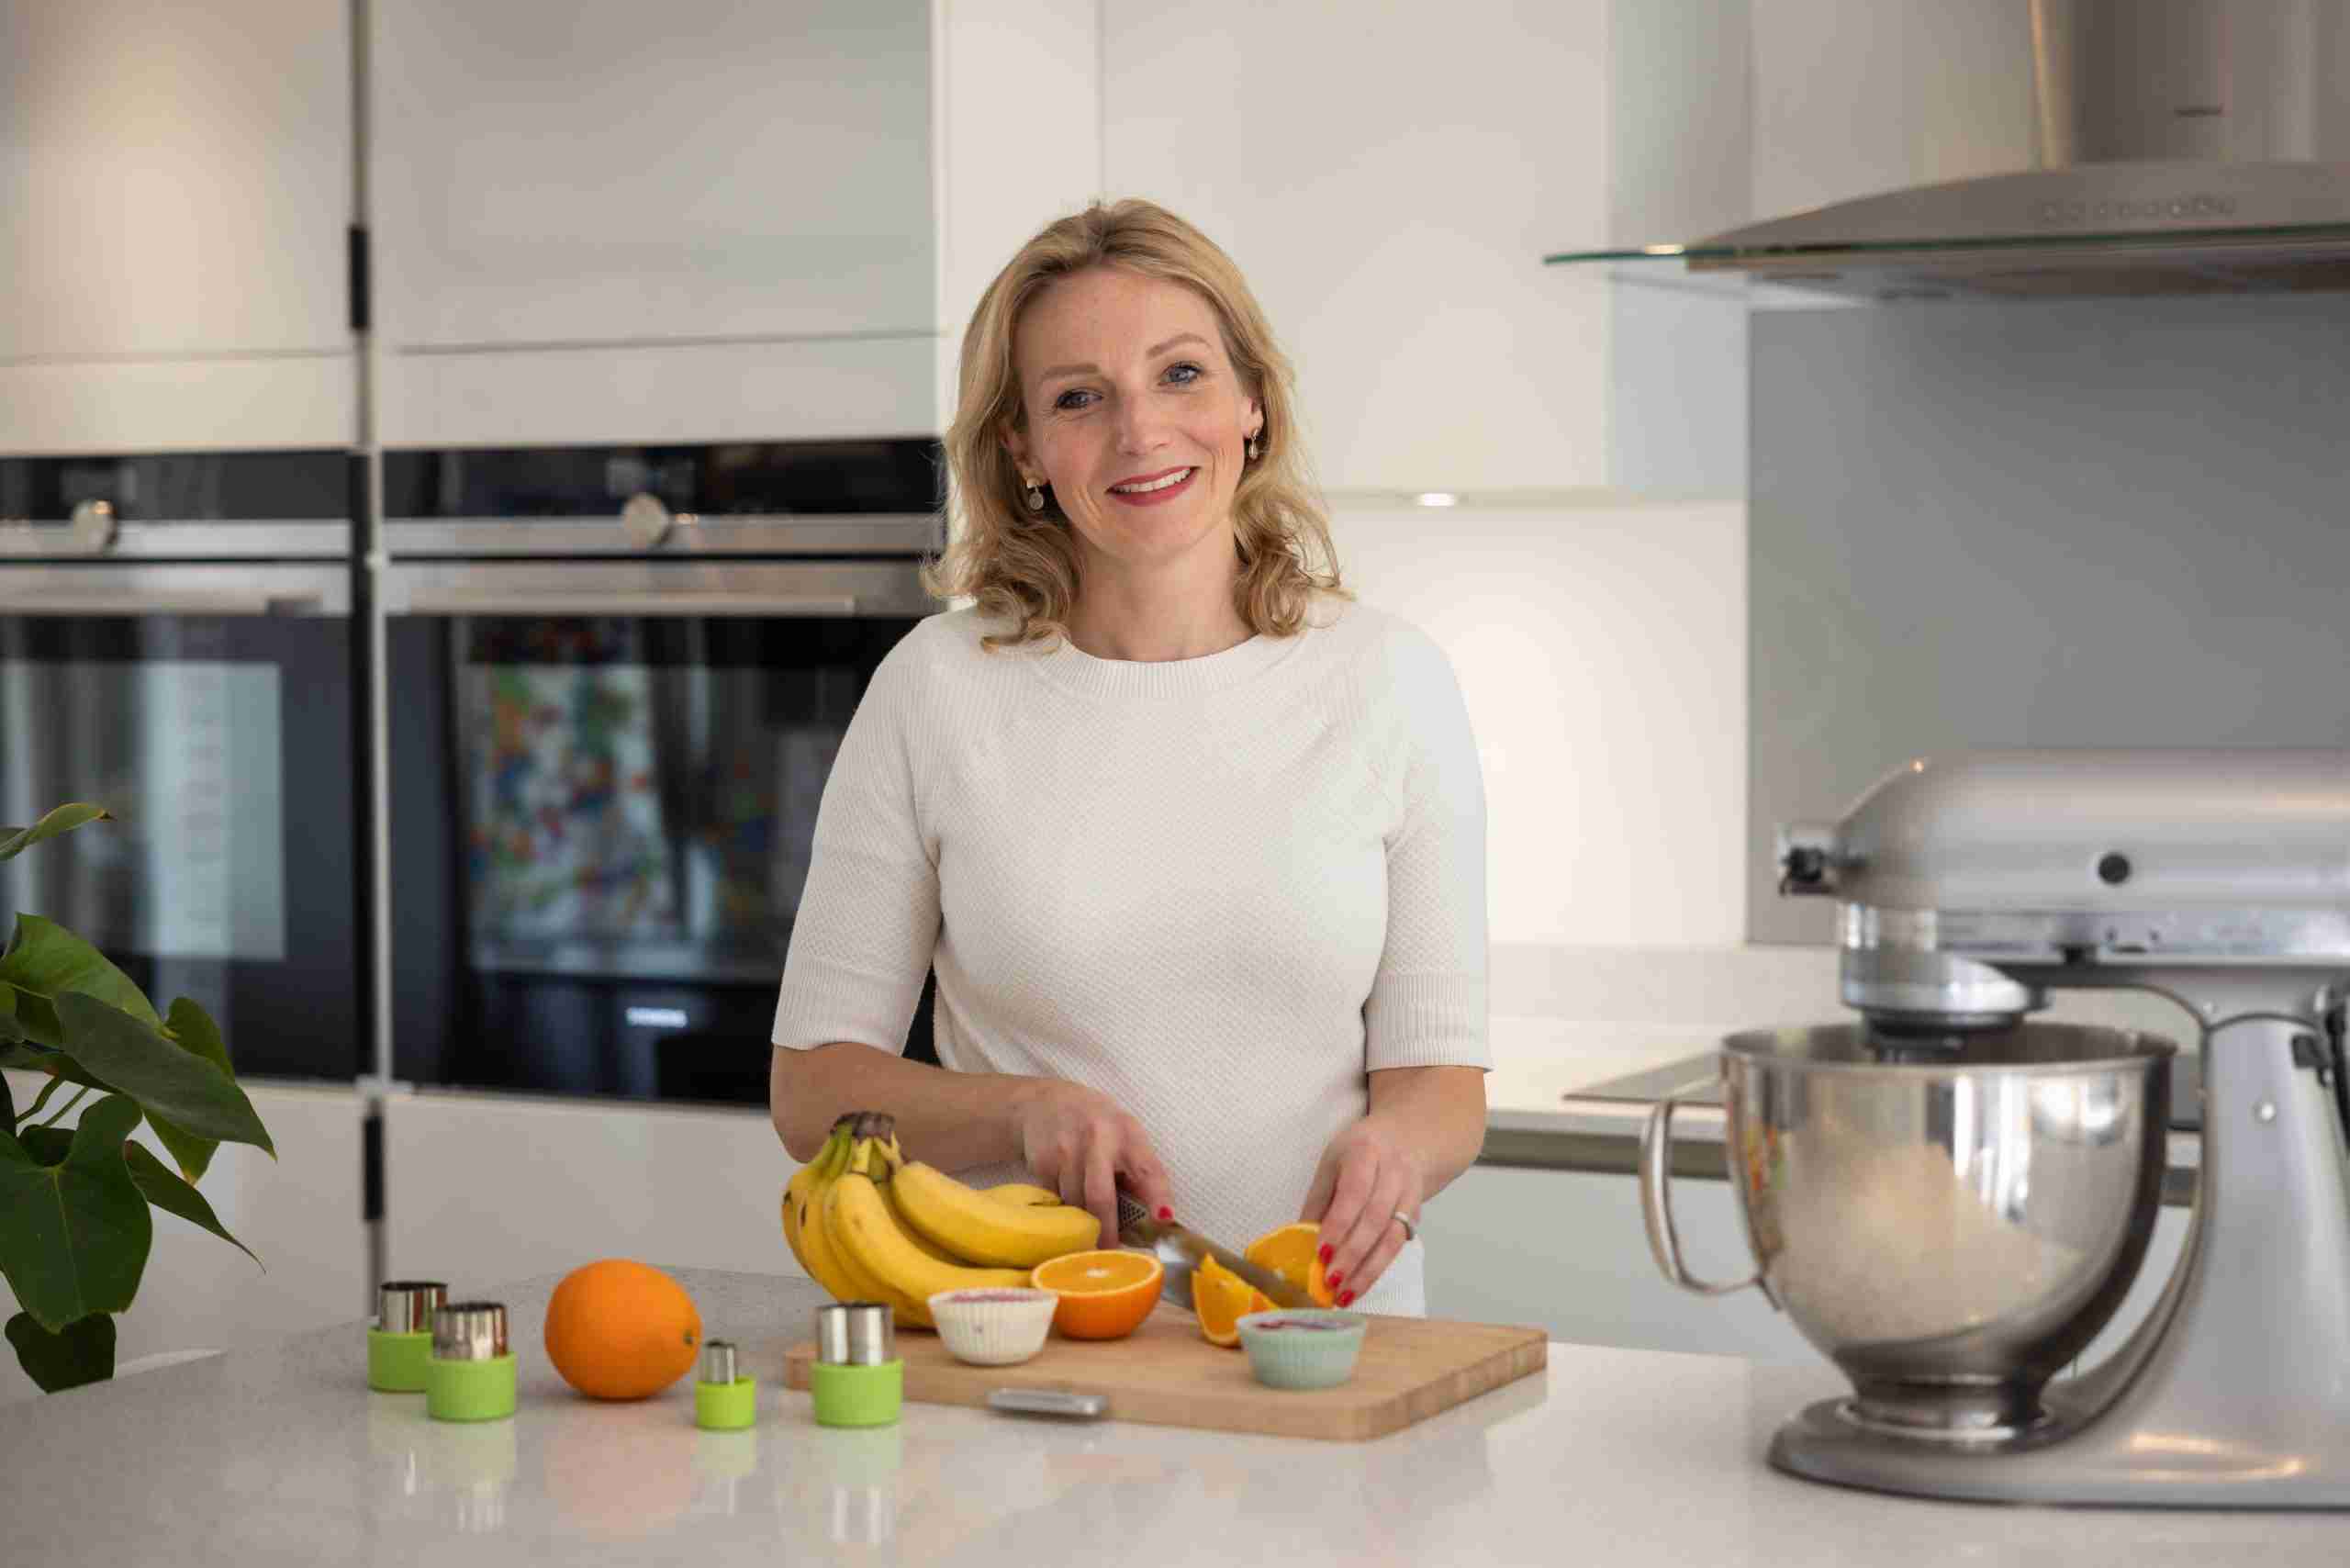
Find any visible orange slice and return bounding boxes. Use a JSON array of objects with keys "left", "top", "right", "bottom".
[
  {"left": 1193, "top": 1256, "right": 1275, "bottom": 1348},
  {"left": 1030, "top": 1249, "right": 1165, "bottom": 1340},
  {"left": 1245, "top": 1222, "right": 1337, "bottom": 1307}
]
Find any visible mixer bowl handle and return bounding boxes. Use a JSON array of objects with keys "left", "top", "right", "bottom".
[{"left": 1639, "top": 1088, "right": 1763, "bottom": 1296}]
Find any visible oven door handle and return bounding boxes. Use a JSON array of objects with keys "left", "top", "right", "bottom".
[
  {"left": 387, "top": 589, "right": 861, "bottom": 618},
  {"left": 0, "top": 591, "right": 336, "bottom": 617}
]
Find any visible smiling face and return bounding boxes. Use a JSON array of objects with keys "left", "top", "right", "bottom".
[{"left": 1002, "top": 265, "right": 1262, "bottom": 588}]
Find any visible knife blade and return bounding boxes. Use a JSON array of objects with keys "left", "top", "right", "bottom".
[{"left": 1115, "top": 1193, "right": 1314, "bottom": 1311}]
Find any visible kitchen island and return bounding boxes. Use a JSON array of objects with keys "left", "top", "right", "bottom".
[{"left": 5, "top": 1267, "right": 2334, "bottom": 1564}]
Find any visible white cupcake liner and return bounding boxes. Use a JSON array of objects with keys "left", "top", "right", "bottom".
[{"left": 927, "top": 1287, "right": 1059, "bottom": 1366}]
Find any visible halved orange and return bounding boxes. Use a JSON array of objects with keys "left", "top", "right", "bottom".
[
  {"left": 1245, "top": 1222, "right": 1337, "bottom": 1308},
  {"left": 1192, "top": 1256, "right": 1276, "bottom": 1348},
  {"left": 1030, "top": 1249, "right": 1165, "bottom": 1340}
]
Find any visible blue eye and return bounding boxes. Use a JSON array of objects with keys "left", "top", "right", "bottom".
[
  {"left": 1053, "top": 388, "right": 1096, "bottom": 411},
  {"left": 1165, "top": 362, "right": 1203, "bottom": 385}
]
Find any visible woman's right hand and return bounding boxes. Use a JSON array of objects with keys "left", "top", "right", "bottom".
[{"left": 1009, "top": 1078, "right": 1177, "bottom": 1249}]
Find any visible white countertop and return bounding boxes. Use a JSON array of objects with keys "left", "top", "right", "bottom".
[
  {"left": 6, "top": 1267, "right": 2333, "bottom": 1565},
  {"left": 1484, "top": 1015, "right": 1724, "bottom": 1132}
]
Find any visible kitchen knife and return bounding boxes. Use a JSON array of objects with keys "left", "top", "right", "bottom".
[{"left": 1115, "top": 1193, "right": 1314, "bottom": 1311}]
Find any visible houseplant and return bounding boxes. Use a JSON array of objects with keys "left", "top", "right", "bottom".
[{"left": 0, "top": 803, "right": 275, "bottom": 1392}]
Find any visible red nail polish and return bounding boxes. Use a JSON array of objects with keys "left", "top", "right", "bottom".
[
  {"left": 1157, "top": 1206, "right": 1172, "bottom": 1222},
  {"left": 1338, "top": 1290, "right": 1357, "bottom": 1307},
  {"left": 1326, "top": 1271, "right": 1343, "bottom": 1288},
  {"left": 1317, "top": 1244, "right": 1333, "bottom": 1264}
]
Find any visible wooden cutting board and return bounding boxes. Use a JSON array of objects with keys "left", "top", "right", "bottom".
[{"left": 780, "top": 1305, "right": 1546, "bottom": 1440}]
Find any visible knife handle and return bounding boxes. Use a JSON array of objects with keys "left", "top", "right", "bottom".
[{"left": 988, "top": 1388, "right": 1108, "bottom": 1419}]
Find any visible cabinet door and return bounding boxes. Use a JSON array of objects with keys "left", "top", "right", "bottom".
[
  {"left": 1427, "top": 1163, "right": 1815, "bottom": 1361},
  {"left": 371, "top": 0, "right": 935, "bottom": 447},
  {"left": 382, "top": 1090, "right": 809, "bottom": 1295},
  {"left": 1101, "top": 0, "right": 1610, "bottom": 496},
  {"left": 0, "top": 0, "right": 354, "bottom": 453}
]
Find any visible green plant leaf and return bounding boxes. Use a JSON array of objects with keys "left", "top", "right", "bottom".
[
  {"left": 0, "top": 803, "right": 111, "bottom": 864},
  {"left": 145, "top": 998, "right": 234, "bottom": 1183},
  {"left": 0, "top": 997, "right": 104, "bottom": 1087},
  {"left": 0, "top": 1043, "right": 103, "bottom": 1092},
  {"left": 17, "top": 1125, "right": 68, "bottom": 1162},
  {"left": 6, "top": 1310, "right": 116, "bottom": 1393},
  {"left": 0, "top": 1096, "right": 152, "bottom": 1333},
  {"left": 0, "top": 914, "right": 162, "bottom": 1043},
  {"left": 122, "top": 1141, "right": 263, "bottom": 1269},
  {"left": 17, "top": 1123, "right": 261, "bottom": 1268},
  {"left": 48, "top": 994, "right": 274, "bottom": 1157}
]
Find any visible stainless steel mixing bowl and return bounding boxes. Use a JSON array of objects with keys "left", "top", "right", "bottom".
[{"left": 1641, "top": 1021, "right": 2177, "bottom": 1439}]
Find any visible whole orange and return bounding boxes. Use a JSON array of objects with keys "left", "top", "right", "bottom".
[{"left": 543, "top": 1259, "right": 702, "bottom": 1400}]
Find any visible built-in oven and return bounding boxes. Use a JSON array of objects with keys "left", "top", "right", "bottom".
[
  {"left": 380, "top": 441, "right": 945, "bottom": 1107},
  {"left": 0, "top": 451, "right": 360, "bottom": 1081}
]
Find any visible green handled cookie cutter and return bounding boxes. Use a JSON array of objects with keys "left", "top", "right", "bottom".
[
  {"left": 696, "top": 1375, "right": 759, "bottom": 1430},
  {"left": 425, "top": 1353, "right": 517, "bottom": 1422},
  {"left": 810, "top": 1360, "right": 901, "bottom": 1428},
  {"left": 367, "top": 1328, "right": 433, "bottom": 1393}
]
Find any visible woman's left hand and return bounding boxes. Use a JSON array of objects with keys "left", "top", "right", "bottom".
[{"left": 1298, "top": 1118, "right": 1423, "bottom": 1307}]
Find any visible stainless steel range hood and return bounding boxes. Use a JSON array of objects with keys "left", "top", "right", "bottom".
[{"left": 1578, "top": 0, "right": 2350, "bottom": 302}]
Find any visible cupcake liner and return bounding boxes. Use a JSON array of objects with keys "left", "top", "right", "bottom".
[
  {"left": 927, "top": 1288, "right": 1059, "bottom": 1366},
  {"left": 1236, "top": 1308, "right": 1369, "bottom": 1390}
]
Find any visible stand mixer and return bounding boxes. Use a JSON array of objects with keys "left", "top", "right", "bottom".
[{"left": 1645, "top": 749, "right": 2350, "bottom": 1506}]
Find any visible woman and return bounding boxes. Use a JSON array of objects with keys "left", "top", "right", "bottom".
[{"left": 768, "top": 199, "right": 1486, "bottom": 1313}]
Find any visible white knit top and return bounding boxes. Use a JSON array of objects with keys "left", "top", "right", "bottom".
[{"left": 770, "top": 595, "right": 1489, "bottom": 1315}]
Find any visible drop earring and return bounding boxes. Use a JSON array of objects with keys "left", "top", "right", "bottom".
[
  {"left": 1246, "top": 432, "right": 1262, "bottom": 461},
  {"left": 1024, "top": 479, "right": 1045, "bottom": 512}
]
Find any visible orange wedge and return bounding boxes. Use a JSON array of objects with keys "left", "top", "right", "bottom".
[
  {"left": 1193, "top": 1256, "right": 1276, "bottom": 1348},
  {"left": 1245, "top": 1222, "right": 1337, "bottom": 1308},
  {"left": 1030, "top": 1249, "right": 1164, "bottom": 1340}
]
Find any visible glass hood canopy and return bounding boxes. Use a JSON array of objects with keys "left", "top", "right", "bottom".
[{"left": 1549, "top": 161, "right": 2350, "bottom": 303}]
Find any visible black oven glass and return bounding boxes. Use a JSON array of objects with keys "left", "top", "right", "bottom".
[
  {"left": 0, "top": 614, "right": 358, "bottom": 1080},
  {"left": 0, "top": 449, "right": 346, "bottom": 521},
  {"left": 389, "top": 611, "right": 934, "bottom": 1105}
]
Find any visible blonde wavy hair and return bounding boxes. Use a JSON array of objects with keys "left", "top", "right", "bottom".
[{"left": 923, "top": 198, "right": 1348, "bottom": 651}]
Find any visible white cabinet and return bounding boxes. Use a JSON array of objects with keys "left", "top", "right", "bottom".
[
  {"left": 1427, "top": 1162, "right": 1816, "bottom": 1361},
  {"left": 0, "top": 1076, "right": 367, "bottom": 1403},
  {"left": 370, "top": 0, "right": 1106, "bottom": 450},
  {"left": 1100, "top": 0, "right": 1613, "bottom": 497},
  {"left": 370, "top": 0, "right": 941, "bottom": 447},
  {"left": 380, "top": 1089, "right": 809, "bottom": 1301},
  {"left": 0, "top": 0, "right": 354, "bottom": 454}
]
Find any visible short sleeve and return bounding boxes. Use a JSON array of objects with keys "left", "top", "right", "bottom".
[
  {"left": 770, "top": 635, "right": 941, "bottom": 1055},
  {"left": 1362, "top": 627, "right": 1490, "bottom": 1071}
]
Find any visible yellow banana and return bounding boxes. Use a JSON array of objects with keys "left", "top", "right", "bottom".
[
  {"left": 884, "top": 1138, "right": 1101, "bottom": 1267},
  {"left": 795, "top": 1131, "right": 875, "bottom": 1308},
  {"left": 889, "top": 1184, "right": 971, "bottom": 1266},
  {"left": 817, "top": 1139, "right": 926, "bottom": 1318},
  {"left": 829, "top": 1137, "right": 1033, "bottom": 1314},
  {"left": 983, "top": 1182, "right": 1067, "bottom": 1208},
  {"left": 782, "top": 1119, "right": 851, "bottom": 1276}
]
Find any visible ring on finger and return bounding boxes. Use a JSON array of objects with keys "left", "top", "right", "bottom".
[{"left": 1393, "top": 1209, "right": 1416, "bottom": 1243}]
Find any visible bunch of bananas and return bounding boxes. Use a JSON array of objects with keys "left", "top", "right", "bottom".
[{"left": 781, "top": 1111, "right": 1102, "bottom": 1328}]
